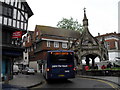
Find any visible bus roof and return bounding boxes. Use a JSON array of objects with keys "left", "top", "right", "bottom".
[{"left": 47, "top": 50, "right": 74, "bottom": 53}]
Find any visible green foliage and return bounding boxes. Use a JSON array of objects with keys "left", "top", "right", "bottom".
[{"left": 57, "top": 17, "right": 83, "bottom": 33}]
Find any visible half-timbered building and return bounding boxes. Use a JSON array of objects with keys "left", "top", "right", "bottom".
[{"left": 1, "top": 0, "right": 33, "bottom": 80}]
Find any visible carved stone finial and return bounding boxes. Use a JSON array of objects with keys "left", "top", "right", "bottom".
[{"left": 83, "top": 7, "right": 86, "bottom": 13}]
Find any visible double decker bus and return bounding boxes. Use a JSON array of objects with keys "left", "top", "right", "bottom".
[{"left": 42, "top": 50, "right": 76, "bottom": 80}]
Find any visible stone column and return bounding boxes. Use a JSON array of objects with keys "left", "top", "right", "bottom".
[
  {"left": 85, "top": 56, "right": 90, "bottom": 66},
  {"left": 91, "top": 56, "right": 96, "bottom": 69}
]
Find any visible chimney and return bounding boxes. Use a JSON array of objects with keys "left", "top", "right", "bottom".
[{"left": 98, "top": 33, "right": 100, "bottom": 36}]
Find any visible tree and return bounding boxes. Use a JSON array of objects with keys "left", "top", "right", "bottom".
[{"left": 57, "top": 17, "right": 83, "bottom": 33}]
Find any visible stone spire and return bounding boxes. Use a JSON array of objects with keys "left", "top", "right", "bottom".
[{"left": 83, "top": 8, "right": 88, "bottom": 27}]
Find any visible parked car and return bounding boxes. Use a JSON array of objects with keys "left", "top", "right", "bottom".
[
  {"left": 13, "top": 65, "right": 19, "bottom": 75},
  {"left": 22, "top": 67, "right": 35, "bottom": 75}
]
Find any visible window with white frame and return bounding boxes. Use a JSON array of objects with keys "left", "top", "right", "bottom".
[
  {"left": 17, "top": 21, "right": 20, "bottom": 28},
  {"left": 54, "top": 41, "right": 59, "bottom": 48},
  {"left": 24, "top": 23, "right": 27, "bottom": 30},
  {"left": 47, "top": 41, "right": 50, "bottom": 47},
  {"left": 18, "top": 1, "right": 21, "bottom": 9},
  {"left": 22, "top": 5, "right": 24, "bottom": 10},
  {"left": 21, "top": 15, "right": 24, "bottom": 21},
  {"left": 34, "top": 44, "right": 36, "bottom": 49},
  {"left": 25, "top": 13, "right": 28, "bottom": 20},
  {"left": 13, "top": 20, "right": 16, "bottom": 27},
  {"left": 15, "top": 0, "right": 18, "bottom": 7},
  {"left": 4, "top": 17, "right": 7, "bottom": 25},
  {"left": 62, "top": 42, "right": 67, "bottom": 48},
  {"left": 17, "top": 11, "right": 20, "bottom": 20},
  {"left": 36, "top": 31, "right": 39, "bottom": 36},
  {"left": 21, "top": 22, "right": 23, "bottom": 29},
  {"left": 28, "top": 36, "right": 30, "bottom": 42},
  {"left": 106, "top": 42, "right": 110, "bottom": 49},
  {"left": 13, "top": 9, "right": 17, "bottom": 19},
  {"left": 8, "top": 18, "right": 12, "bottom": 26},
  {"left": 0, "top": 16, "right": 2, "bottom": 24},
  {"left": 10, "top": 0, "right": 14, "bottom": 6},
  {"left": 115, "top": 41, "right": 118, "bottom": 50}
]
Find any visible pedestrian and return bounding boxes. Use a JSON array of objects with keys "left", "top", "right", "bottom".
[
  {"left": 107, "top": 62, "right": 112, "bottom": 68},
  {"left": 113, "top": 63, "right": 116, "bottom": 67},
  {"left": 101, "top": 65, "right": 106, "bottom": 69},
  {"left": 85, "top": 65, "right": 89, "bottom": 71},
  {"left": 94, "top": 64, "right": 98, "bottom": 70}
]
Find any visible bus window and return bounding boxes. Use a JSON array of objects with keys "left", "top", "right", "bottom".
[{"left": 49, "top": 52, "right": 74, "bottom": 64}]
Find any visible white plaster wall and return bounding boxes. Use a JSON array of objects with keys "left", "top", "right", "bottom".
[
  {"left": 29, "top": 61, "right": 39, "bottom": 72},
  {"left": 108, "top": 51, "right": 120, "bottom": 61},
  {"left": 23, "top": 52, "right": 29, "bottom": 65}
]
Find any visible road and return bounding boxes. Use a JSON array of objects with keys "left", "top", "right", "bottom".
[{"left": 31, "top": 76, "right": 120, "bottom": 90}]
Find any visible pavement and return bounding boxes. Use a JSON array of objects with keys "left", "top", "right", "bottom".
[
  {"left": 1, "top": 72, "right": 120, "bottom": 88},
  {"left": 4, "top": 73, "right": 44, "bottom": 88}
]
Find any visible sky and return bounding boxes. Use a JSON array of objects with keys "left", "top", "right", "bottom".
[{"left": 26, "top": 0, "right": 119, "bottom": 36}]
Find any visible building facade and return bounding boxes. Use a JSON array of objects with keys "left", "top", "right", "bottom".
[
  {"left": 118, "top": 1, "right": 120, "bottom": 33},
  {"left": 22, "top": 31, "right": 34, "bottom": 69},
  {"left": 96, "top": 32, "right": 120, "bottom": 61},
  {"left": 1, "top": 0, "right": 33, "bottom": 80},
  {"left": 71, "top": 9, "right": 108, "bottom": 68},
  {"left": 23, "top": 9, "right": 109, "bottom": 71},
  {"left": 23, "top": 25, "right": 80, "bottom": 72}
]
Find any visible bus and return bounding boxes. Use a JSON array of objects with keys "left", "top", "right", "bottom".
[{"left": 42, "top": 50, "right": 76, "bottom": 80}]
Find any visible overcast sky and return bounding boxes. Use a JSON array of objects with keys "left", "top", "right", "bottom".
[{"left": 26, "top": 0, "right": 119, "bottom": 36}]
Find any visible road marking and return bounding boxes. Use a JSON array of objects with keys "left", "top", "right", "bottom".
[{"left": 79, "top": 76, "right": 120, "bottom": 90}]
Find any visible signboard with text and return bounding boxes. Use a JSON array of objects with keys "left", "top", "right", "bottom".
[{"left": 12, "top": 31, "right": 22, "bottom": 39}]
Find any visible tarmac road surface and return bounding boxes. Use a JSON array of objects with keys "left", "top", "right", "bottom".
[{"left": 31, "top": 76, "right": 120, "bottom": 90}]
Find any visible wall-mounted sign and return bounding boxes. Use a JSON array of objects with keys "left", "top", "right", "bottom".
[{"left": 12, "top": 31, "right": 22, "bottom": 39}]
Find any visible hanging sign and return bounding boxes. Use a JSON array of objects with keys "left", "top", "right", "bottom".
[{"left": 12, "top": 31, "right": 22, "bottom": 39}]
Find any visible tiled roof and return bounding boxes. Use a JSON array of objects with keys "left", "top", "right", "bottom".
[
  {"left": 35, "top": 25, "right": 81, "bottom": 39},
  {"left": 22, "top": 0, "right": 34, "bottom": 17},
  {"left": 95, "top": 32, "right": 120, "bottom": 38}
]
